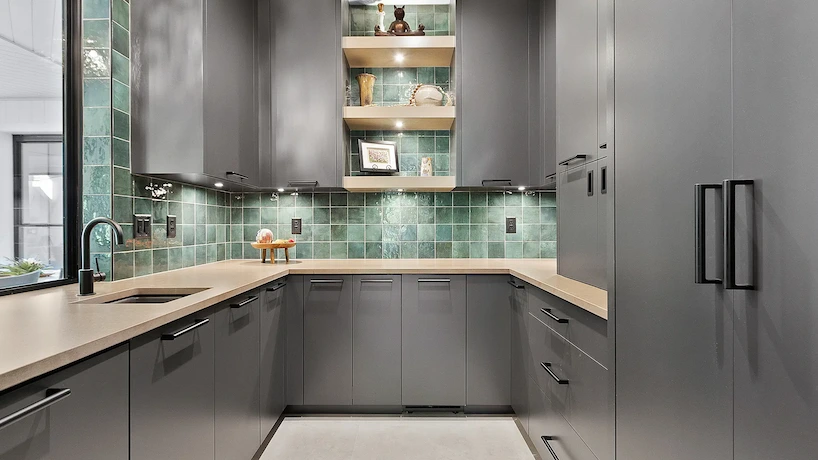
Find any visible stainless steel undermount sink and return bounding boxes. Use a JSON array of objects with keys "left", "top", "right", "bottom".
[
  {"left": 73, "top": 287, "right": 209, "bottom": 305},
  {"left": 105, "top": 294, "right": 189, "bottom": 304}
]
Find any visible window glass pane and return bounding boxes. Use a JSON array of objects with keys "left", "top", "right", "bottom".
[{"left": 0, "top": 1, "right": 66, "bottom": 289}]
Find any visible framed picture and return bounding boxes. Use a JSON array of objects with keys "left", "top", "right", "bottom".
[{"left": 359, "top": 139, "right": 399, "bottom": 173}]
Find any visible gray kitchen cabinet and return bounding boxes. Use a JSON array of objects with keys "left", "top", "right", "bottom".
[
  {"left": 510, "top": 278, "right": 530, "bottom": 432},
  {"left": 131, "top": 0, "right": 260, "bottom": 190},
  {"left": 466, "top": 276, "right": 511, "bottom": 407},
  {"left": 596, "top": 156, "right": 609, "bottom": 290},
  {"left": 402, "top": 275, "right": 467, "bottom": 407},
  {"left": 270, "top": 0, "right": 342, "bottom": 188},
  {"left": 528, "top": 376, "right": 597, "bottom": 460},
  {"left": 541, "top": 0, "right": 558, "bottom": 180},
  {"left": 303, "top": 276, "right": 353, "bottom": 405},
  {"left": 0, "top": 345, "right": 128, "bottom": 460},
  {"left": 556, "top": 0, "right": 599, "bottom": 168},
  {"left": 352, "top": 275, "right": 402, "bottom": 406},
  {"left": 458, "top": 0, "right": 544, "bottom": 187},
  {"left": 558, "top": 161, "right": 604, "bottom": 288},
  {"left": 285, "top": 275, "right": 304, "bottom": 406},
  {"left": 261, "top": 279, "right": 287, "bottom": 436},
  {"left": 130, "top": 310, "right": 216, "bottom": 460},
  {"left": 214, "top": 292, "right": 261, "bottom": 459}
]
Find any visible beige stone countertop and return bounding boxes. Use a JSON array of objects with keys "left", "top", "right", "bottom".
[{"left": 0, "top": 259, "right": 606, "bottom": 393}]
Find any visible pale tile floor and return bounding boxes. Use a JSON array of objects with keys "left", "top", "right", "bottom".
[{"left": 260, "top": 416, "right": 536, "bottom": 460}]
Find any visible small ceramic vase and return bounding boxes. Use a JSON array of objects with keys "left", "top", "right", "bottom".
[
  {"left": 356, "top": 73, "right": 377, "bottom": 107},
  {"left": 421, "top": 157, "right": 434, "bottom": 177}
]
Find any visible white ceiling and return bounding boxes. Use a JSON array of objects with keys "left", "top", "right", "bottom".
[{"left": 0, "top": 0, "right": 63, "bottom": 99}]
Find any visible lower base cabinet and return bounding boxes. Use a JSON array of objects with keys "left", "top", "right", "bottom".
[
  {"left": 261, "top": 279, "right": 288, "bottom": 435},
  {"left": 130, "top": 310, "right": 215, "bottom": 460},
  {"left": 466, "top": 275, "right": 511, "bottom": 406},
  {"left": 215, "top": 292, "right": 261, "bottom": 459},
  {"left": 528, "top": 376, "right": 597, "bottom": 460},
  {"left": 510, "top": 278, "right": 531, "bottom": 431},
  {"left": 0, "top": 345, "right": 129, "bottom": 460}
]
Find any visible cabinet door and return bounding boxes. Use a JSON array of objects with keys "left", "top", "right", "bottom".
[
  {"left": 402, "top": 275, "right": 467, "bottom": 406},
  {"left": 466, "top": 275, "right": 511, "bottom": 406},
  {"left": 131, "top": 311, "right": 215, "bottom": 460},
  {"left": 303, "top": 276, "right": 353, "bottom": 405},
  {"left": 261, "top": 279, "right": 287, "bottom": 435},
  {"left": 558, "top": 161, "right": 600, "bottom": 288},
  {"left": 0, "top": 345, "right": 128, "bottom": 460},
  {"left": 285, "top": 275, "right": 304, "bottom": 405},
  {"left": 510, "top": 278, "right": 530, "bottom": 432},
  {"left": 215, "top": 293, "right": 261, "bottom": 459},
  {"left": 458, "top": 0, "right": 533, "bottom": 186},
  {"left": 556, "top": 0, "right": 598, "bottom": 167},
  {"left": 528, "top": 376, "right": 597, "bottom": 460},
  {"left": 272, "top": 0, "right": 340, "bottom": 188},
  {"left": 352, "top": 275, "right": 402, "bottom": 406}
]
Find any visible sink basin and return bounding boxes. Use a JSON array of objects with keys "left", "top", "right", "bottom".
[{"left": 73, "top": 287, "right": 209, "bottom": 305}]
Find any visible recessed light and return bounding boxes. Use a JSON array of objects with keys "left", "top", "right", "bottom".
[
  {"left": 518, "top": 186, "right": 526, "bottom": 191},
  {"left": 395, "top": 121, "right": 404, "bottom": 128},
  {"left": 277, "top": 188, "right": 285, "bottom": 193},
  {"left": 395, "top": 53, "right": 405, "bottom": 63},
  {"left": 214, "top": 182, "right": 224, "bottom": 188},
  {"left": 397, "top": 188, "right": 405, "bottom": 192}
]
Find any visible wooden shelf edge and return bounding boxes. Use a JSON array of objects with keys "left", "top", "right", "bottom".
[
  {"left": 343, "top": 176, "right": 456, "bottom": 192},
  {"left": 342, "top": 35, "right": 456, "bottom": 50},
  {"left": 342, "top": 36, "right": 456, "bottom": 68},
  {"left": 343, "top": 106, "right": 455, "bottom": 130}
]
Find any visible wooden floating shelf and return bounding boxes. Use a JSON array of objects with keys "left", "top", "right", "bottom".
[
  {"left": 342, "top": 36, "right": 456, "bottom": 68},
  {"left": 343, "top": 175, "right": 456, "bottom": 192},
  {"left": 343, "top": 105, "right": 455, "bottom": 130}
]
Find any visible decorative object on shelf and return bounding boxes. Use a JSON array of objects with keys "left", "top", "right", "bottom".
[
  {"left": 420, "top": 157, "right": 434, "bottom": 177},
  {"left": 252, "top": 239, "right": 296, "bottom": 263},
  {"left": 359, "top": 139, "right": 399, "bottom": 173},
  {"left": 377, "top": 3, "right": 386, "bottom": 33},
  {"left": 356, "top": 73, "right": 377, "bottom": 106},
  {"left": 409, "top": 84, "right": 453, "bottom": 107},
  {"left": 0, "top": 258, "right": 45, "bottom": 289},
  {"left": 255, "top": 228, "right": 274, "bottom": 244},
  {"left": 375, "top": 5, "right": 426, "bottom": 36}
]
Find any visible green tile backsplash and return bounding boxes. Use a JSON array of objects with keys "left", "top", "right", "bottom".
[
  {"left": 348, "top": 67, "right": 450, "bottom": 106},
  {"left": 349, "top": 130, "right": 451, "bottom": 176},
  {"left": 349, "top": 4, "right": 452, "bottom": 36}
]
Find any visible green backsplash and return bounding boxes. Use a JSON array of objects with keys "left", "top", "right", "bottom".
[
  {"left": 349, "top": 4, "right": 452, "bottom": 37},
  {"left": 348, "top": 67, "right": 450, "bottom": 106},
  {"left": 349, "top": 130, "right": 451, "bottom": 176},
  {"left": 229, "top": 191, "right": 556, "bottom": 261}
]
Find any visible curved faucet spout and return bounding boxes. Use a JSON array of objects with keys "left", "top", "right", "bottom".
[{"left": 79, "top": 217, "right": 125, "bottom": 295}]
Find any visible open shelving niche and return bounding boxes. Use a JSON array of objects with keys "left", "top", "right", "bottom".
[{"left": 341, "top": 0, "right": 457, "bottom": 192}]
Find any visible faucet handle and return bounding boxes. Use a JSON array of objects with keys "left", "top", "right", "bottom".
[{"left": 93, "top": 258, "right": 106, "bottom": 282}]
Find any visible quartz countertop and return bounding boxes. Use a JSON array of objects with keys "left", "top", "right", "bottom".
[{"left": 0, "top": 259, "right": 606, "bottom": 392}]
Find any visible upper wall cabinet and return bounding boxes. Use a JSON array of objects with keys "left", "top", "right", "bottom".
[
  {"left": 458, "top": 0, "right": 546, "bottom": 188},
  {"left": 269, "top": 0, "right": 342, "bottom": 189},
  {"left": 131, "top": 0, "right": 261, "bottom": 191}
]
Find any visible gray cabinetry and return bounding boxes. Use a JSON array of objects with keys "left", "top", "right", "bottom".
[
  {"left": 261, "top": 279, "right": 287, "bottom": 435},
  {"left": 285, "top": 275, "right": 304, "bottom": 406},
  {"left": 0, "top": 345, "right": 128, "bottom": 460},
  {"left": 214, "top": 292, "right": 261, "bottom": 459},
  {"left": 271, "top": 0, "right": 341, "bottom": 188},
  {"left": 303, "top": 276, "right": 353, "bottom": 405},
  {"left": 466, "top": 276, "right": 511, "bottom": 407},
  {"left": 131, "top": 0, "right": 260, "bottom": 190},
  {"left": 558, "top": 161, "right": 604, "bottom": 288},
  {"left": 352, "top": 275, "right": 402, "bottom": 406},
  {"left": 528, "top": 376, "right": 597, "bottom": 460},
  {"left": 130, "top": 310, "right": 215, "bottom": 460},
  {"left": 458, "top": 0, "right": 543, "bottom": 187},
  {"left": 402, "top": 275, "right": 467, "bottom": 406},
  {"left": 510, "top": 278, "right": 530, "bottom": 432}
]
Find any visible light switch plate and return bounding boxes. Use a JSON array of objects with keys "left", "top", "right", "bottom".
[
  {"left": 506, "top": 217, "right": 517, "bottom": 234},
  {"left": 133, "top": 214, "right": 151, "bottom": 239},
  {"left": 291, "top": 218, "right": 302, "bottom": 235},
  {"left": 166, "top": 215, "right": 177, "bottom": 238}
]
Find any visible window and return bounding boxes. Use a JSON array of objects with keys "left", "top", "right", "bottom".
[{"left": 0, "top": 0, "right": 81, "bottom": 294}]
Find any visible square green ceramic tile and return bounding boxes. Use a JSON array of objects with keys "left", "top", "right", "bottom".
[
  {"left": 452, "top": 192, "right": 469, "bottom": 207},
  {"left": 365, "top": 225, "right": 383, "bottom": 242},
  {"left": 452, "top": 242, "right": 470, "bottom": 258},
  {"left": 523, "top": 193, "right": 539, "bottom": 207},
  {"left": 400, "top": 207, "right": 418, "bottom": 224},
  {"left": 435, "top": 224, "right": 452, "bottom": 242},
  {"left": 83, "top": 136, "right": 111, "bottom": 165},
  {"left": 505, "top": 242, "right": 523, "bottom": 259},
  {"left": 523, "top": 242, "right": 541, "bottom": 258},
  {"left": 183, "top": 225, "right": 195, "bottom": 245},
  {"left": 488, "top": 242, "right": 505, "bottom": 259},
  {"left": 348, "top": 207, "right": 365, "bottom": 224},
  {"left": 452, "top": 207, "right": 470, "bottom": 224},
  {"left": 541, "top": 224, "right": 557, "bottom": 241},
  {"left": 452, "top": 225, "right": 469, "bottom": 242},
  {"left": 469, "top": 242, "right": 488, "bottom": 258},
  {"left": 134, "top": 250, "right": 152, "bottom": 276},
  {"left": 113, "top": 80, "right": 129, "bottom": 112},
  {"left": 469, "top": 192, "right": 487, "bottom": 207},
  {"left": 83, "top": 166, "right": 111, "bottom": 195},
  {"left": 83, "top": 49, "right": 110, "bottom": 77},
  {"left": 112, "top": 22, "right": 129, "bottom": 57},
  {"left": 435, "top": 207, "right": 452, "bottom": 224},
  {"left": 331, "top": 225, "right": 348, "bottom": 241},
  {"left": 364, "top": 192, "right": 382, "bottom": 206},
  {"left": 113, "top": 252, "right": 133, "bottom": 280},
  {"left": 348, "top": 242, "right": 365, "bottom": 259},
  {"left": 382, "top": 242, "right": 400, "bottom": 259},
  {"left": 331, "top": 208, "right": 348, "bottom": 224},
  {"left": 470, "top": 207, "right": 487, "bottom": 224},
  {"left": 330, "top": 243, "right": 348, "bottom": 259},
  {"left": 434, "top": 66, "right": 450, "bottom": 84},
  {"left": 313, "top": 207, "right": 330, "bottom": 225},
  {"left": 471, "top": 225, "right": 488, "bottom": 242},
  {"left": 435, "top": 242, "right": 452, "bottom": 258},
  {"left": 261, "top": 208, "right": 277, "bottom": 225},
  {"left": 365, "top": 243, "right": 382, "bottom": 259},
  {"left": 83, "top": 0, "right": 110, "bottom": 19},
  {"left": 400, "top": 242, "right": 418, "bottom": 258},
  {"left": 113, "top": 109, "right": 129, "bottom": 140},
  {"left": 296, "top": 193, "right": 313, "bottom": 207},
  {"left": 84, "top": 78, "right": 111, "bottom": 107},
  {"left": 243, "top": 208, "right": 260, "bottom": 224},
  {"left": 313, "top": 225, "right": 330, "bottom": 242},
  {"left": 487, "top": 207, "right": 505, "bottom": 224},
  {"left": 415, "top": 224, "right": 433, "bottom": 242},
  {"left": 112, "top": 195, "right": 132, "bottom": 223},
  {"left": 83, "top": 108, "right": 111, "bottom": 136},
  {"left": 523, "top": 206, "right": 540, "bottom": 224},
  {"left": 419, "top": 137, "right": 435, "bottom": 154},
  {"left": 488, "top": 193, "right": 505, "bottom": 207},
  {"left": 541, "top": 207, "right": 557, "bottom": 224},
  {"left": 112, "top": 0, "right": 129, "bottom": 28},
  {"left": 522, "top": 224, "right": 540, "bottom": 241},
  {"left": 364, "top": 207, "right": 382, "bottom": 224},
  {"left": 242, "top": 225, "right": 257, "bottom": 243},
  {"left": 206, "top": 244, "right": 218, "bottom": 263},
  {"left": 168, "top": 247, "right": 184, "bottom": 270},
  {"left": 111, "top": 50, "right": 128, "bottom": 84},
  {"left": 195, "top": 245, "right": 207, "bottom": 265},
  {"left": 541, "top": 241, "right": 557, "bottom": 258},
  {"left": 505, "top": 193, "right": 522, "bottom": 206},
  {"left": 230, "top": 243, "right": 242, "bottom": 259},
  {"left": 541, "top": 193, "right": 557, "bottom": 207},
  {"left": 505, "top": 206, "right": 523, "bottom": 220},
  {"left": 83, "top": 19, "right": 110, "bottom": 48},
  {"left": 487, "top": 224, "right": 505, "bottom": 242},
  {"left": 348, "top": 225, "right": 365, "bottom": 241}
]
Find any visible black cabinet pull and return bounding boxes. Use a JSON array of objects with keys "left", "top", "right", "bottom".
[
  {"left": 418, "top": 278, "right": 451, "bottom": 283},
  {"left": 508, "top": 280, "right": 525, "bottom": 289},
  {"left": 0, "top": 388, "right": 71, "bottom": 431},
  {"left": 540, "top": 362, "right": 569, "bottom": 384},
  {"left": 361, "top": 279, "right": 393, "bottom": 283},
  {"left": 541, "top": 436, "right": 561, "bottom": 460},
  {"left": 231, "top": 295, "right": 258, "bottom": 309},
  {"left": 599, "top": 143, "right": 608, "bottom": 149},
  {"left": 481, "top": 179, "right": 513, "bottom": 187},
  {"left": 310, "top": 279, "right": 344, "bottom": 284},
  {"left": 723, "top": 179, "right": 755, "bottom": 290},
  {"left": 287, "top": 181, "right": 319, "bottom": 188},
  {"left": 162, "top": 318, "right": 210, "bottom": 340},
  {"left": 587, "top": 170, "right": 594, "bottom": 196},
  {"left": 226, "top": 171, "right": 248, "bottom": 180},
  {"left": 694, "top": 183, "right": 723, "bottom": 284},
  {"left": 600, "top": 166, "right": 608, "bottom": 195},
  {"left": 558, "top": 154, "right": 588, "bottom": 166},
  {"left": 541, "top": 308, "right": 568, "bottom": 324},
  {"left": 267, "top": 283, "right": 287, "bottom": 292}
]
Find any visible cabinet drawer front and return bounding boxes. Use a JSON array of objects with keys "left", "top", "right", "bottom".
[
  {"left": 261, "top": 280, "right": 287, "bottom": 433},
  {"left": 529, "top": 286, "right": 608, "bottom": 366},
  {"left": 528, "top": 376, "right": 597, "bottom": 460},
  {"left": 530, "top": 315, "right": 609, "bottom": 460},
  {"left": 0, "top": 345, "right": 129, "bottom": 460}
]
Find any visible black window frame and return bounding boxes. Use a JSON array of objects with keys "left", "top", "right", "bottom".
[{"left": 0, "top": 0, "right": 83, "bottom": 296}]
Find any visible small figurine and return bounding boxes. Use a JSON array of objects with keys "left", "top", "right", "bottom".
[
  {"left": 377, "top": 3, "right": 386, "bottom": 33},
  {"left": 375, "top": 5, "right": 426, "bottom": 36}
]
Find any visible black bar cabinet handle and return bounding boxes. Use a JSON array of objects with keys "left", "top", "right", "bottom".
[
  {"left": 508, "top": 280, "right": 525, "bottom": 289},
  {"left": 481, "top": 179, "right": 513, "bottom": 186},
  {"left": 694, "top": 183, "right": 723, "bottom": 284},
  {"left": 723, "top": 179, "right": 755, "bottom": 290},
  {"left": 231, "top": 296, "right": 258, "bottom": 309},
  {"left": 418, "top": 278, "right": 451, "bottom": 283},
  {"left": 558, "top": 154, "right": 588, "bottom": 166},
  {"left": 600, "top": 166, "right": 608, "bottom": 195},
  {"left": 267, "top": 283, "right": 286, "bottom": 292},
  {"left": 287, "top": 181, "right": 319, "bottom": 188},
  {"left": 162, "top": 318, "right": 210, "bottom": 340},
  {"left": 541, "top": 308, "right": 568, "bottom": 324},
  {"left": 0, "top": 388, "right": 71, "bottom": 431},
  {"left": 361, "top": 279, "right": 394, "bottom": 283},
  {"left": 541, "top": 436, "right": 561, "bottom": 460},
  {"left": 310, "top": 279, "right": 344, "bottom": 284},
  {"left": 226, "top": 171, "right": 248, "bottom": 180},
  {"left": 587, "top": 170, "right": 594, "bottom": 196},
  {"left": 540, "top": 362, "right": 569, "bottom": 384}
]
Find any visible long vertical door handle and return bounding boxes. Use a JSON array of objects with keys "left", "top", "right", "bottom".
[
  {"left": 694, "top": 183, "right": 723, "bottom": 284},
  {"left": 723, "top": 179, "right": 755, "bottom": 290}
]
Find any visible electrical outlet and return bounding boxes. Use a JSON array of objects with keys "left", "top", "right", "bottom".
[
  {"left": 291, "top": 218, "right": 302, "bottom": 235},
  {"left": 167, "top": 215, "right": 177, "bottom": 238},
  {"left": 506, "top": 217, "right": 517, "bottom": 234},
  {"left": 133, "top": 214, "right": 151, "bottom": 239}
]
